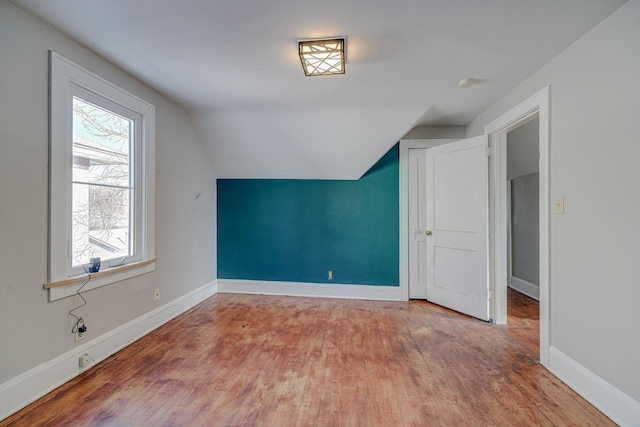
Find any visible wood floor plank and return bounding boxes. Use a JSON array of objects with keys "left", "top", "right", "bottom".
[{"left": 1, "top": 290, "right": 615, "bottom": 426}]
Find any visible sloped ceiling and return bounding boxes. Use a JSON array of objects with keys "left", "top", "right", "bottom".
[{"left": 13, "top": 0, "right": 626, "bottom": 179}]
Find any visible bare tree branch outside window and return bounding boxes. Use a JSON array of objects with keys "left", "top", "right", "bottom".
[{"left": 71, "top": 97, "right": 132, "bottom": 265}]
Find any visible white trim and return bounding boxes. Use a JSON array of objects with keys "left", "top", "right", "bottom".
[
  {"left": 399, "top": 139, "right": 458, "bottom": 301},
  {"left": 509, "top": 276, "right": 540, "bottom": 301},
  {"left": 484, "top": 86, "right": 550, "bottom": 367},
  {"left": 48, "top": 261, "right": 155, "bottom": 301},
  {"left": 0, "top": 281, "right": 217, "bottom": 421},
  {"left": 218, "top": 279, "right": 401, "bottom": 301},
  {"left": 549, "top": 347, "right": 640, "bottom": 427},
  {"left": 48, "top": 51, "right": 155, "bottom": 290}
]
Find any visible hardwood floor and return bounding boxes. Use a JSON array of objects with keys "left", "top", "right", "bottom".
[{"left": 2, "top": 290, "right": 612, "bottom": 426}]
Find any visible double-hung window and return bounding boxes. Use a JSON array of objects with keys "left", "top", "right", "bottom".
[{"left": 48, "top": 52, "right": 155, "bottom": 300}]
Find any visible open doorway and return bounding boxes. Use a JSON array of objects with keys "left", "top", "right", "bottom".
[
  {"left": 400, "top": 137, "right": 491, "bottom": 321},
  {"left": 506, "top": 118, "right": 540, "bottom": 355},
  {"left": 507, "top": 118, "right": 540, "bottom": 301},
  {"left": 485, "top": 86, "right": 550, "bottom": 368}
]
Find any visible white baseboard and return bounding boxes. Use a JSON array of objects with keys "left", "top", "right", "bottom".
[
  {"left": 549, "top": 346, "right": 640, "bottom": 427},
  {"left": 509, "top": 276, "right": 539, "bottom": 300},
  {"left": 217, "top": 279, "right": 401, "bottom": 301},
  {"left": 0, "top": 281, "right": 218, "bottom": 421}
]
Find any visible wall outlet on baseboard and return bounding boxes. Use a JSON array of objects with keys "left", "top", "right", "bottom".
[
  {"left": 328, "top": 270, "right": 333, "bottom": 280},
  {"left": 79, "top": 354, "right": 91, "bottom": 368}
]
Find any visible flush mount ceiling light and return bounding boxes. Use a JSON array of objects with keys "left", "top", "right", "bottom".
[{"left": 298, "top": 38, "right": 345, "bottom": 76}]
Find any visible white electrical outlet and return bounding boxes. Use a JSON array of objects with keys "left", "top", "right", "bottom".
[
  {"left": 328, "top": 270, "right": 333, "bottom": 280},
  {"left": 154, "top": 288, "right": 160, "bottom": 301},
  {"left": 79, "top": 354, "right": 91, "bottom": 368},
  {"left": 75, "top": 330, "right": 85, "bottom": 342}
]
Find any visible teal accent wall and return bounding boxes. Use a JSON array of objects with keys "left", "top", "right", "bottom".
[{"left": 217, "top": 144, "right": 399, "bottom": 286}]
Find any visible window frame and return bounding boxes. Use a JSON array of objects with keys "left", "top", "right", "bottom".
[
  {"left": 69, "top": 86, "right": 141, "bottom": 273},
  {"left": 48, "top": 51, "right": 155, "bottom": 301}
]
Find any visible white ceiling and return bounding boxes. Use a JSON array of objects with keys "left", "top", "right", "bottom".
[{"left": 13, "top": 0, "right": 626, "bottom": 179}]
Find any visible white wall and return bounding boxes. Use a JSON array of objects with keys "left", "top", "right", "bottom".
[
  {"left": 510, "top": 173, "right": 539, "bottom": 287},
  {"left": 468, "top": 0, "right": 640, "bottom": 403},
  {"left": 507, "top": 118, "right": 539, "bottom": 180},
  {"left": 0, "top": 0, "right": 216, "bottom": 386},
  {"left": 403, "top": 125, "right": 466, "bottom": 140}
]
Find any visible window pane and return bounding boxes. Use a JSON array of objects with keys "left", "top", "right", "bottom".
[
  {"left": 71, "top": 95, "right": 134, "bottom": 267},
  {"left": 72, "top": 97, "right": 131, "bottom": 188},
  {"left": 72, "top": 183, "right": 132, "bottom": 266}
]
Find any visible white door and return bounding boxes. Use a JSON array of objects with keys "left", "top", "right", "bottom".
[
  {"left": 408, "top": 148, "right": 428, "bottom": 299},
  {"left": 425, "top": 135, "right": 489, "bottom": 320}
]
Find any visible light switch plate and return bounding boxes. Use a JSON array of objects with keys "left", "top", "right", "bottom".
[{"left": 555, "top": 196, "right": 564, "bottom": 214}]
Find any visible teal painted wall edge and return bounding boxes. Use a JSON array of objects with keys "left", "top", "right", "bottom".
[{"left": 217, "top": 144, "right": 399, "bottom": 286}]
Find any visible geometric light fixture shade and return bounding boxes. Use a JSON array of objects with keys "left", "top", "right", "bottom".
[{"left": 298, "top": 38, "right": 345, "bottom": 76}]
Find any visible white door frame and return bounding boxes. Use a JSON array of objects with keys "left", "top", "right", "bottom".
[
  {"left": 399, "top": 139, "right": 458, "bottom": 301},
  {"left": 485, "top": 86, "right": 550, "bottom": 368}
]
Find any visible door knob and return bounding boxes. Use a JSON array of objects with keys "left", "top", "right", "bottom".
[{"left": 425, "top": 230, "right": 432, "bottom": 236}]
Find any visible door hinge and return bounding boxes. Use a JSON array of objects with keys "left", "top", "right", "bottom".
[{"left": 486, "top": 146, "right": 493, "bottom": 157}]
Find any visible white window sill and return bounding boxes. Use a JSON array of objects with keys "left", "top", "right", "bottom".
[{"left": 46, "top": 259, "right": 156, "bottom": 302}]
